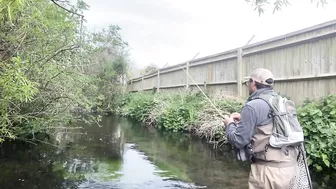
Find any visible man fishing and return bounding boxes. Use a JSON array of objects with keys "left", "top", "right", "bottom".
[{"left": 223, "top": 68, "right": 310, "bottom": 189}]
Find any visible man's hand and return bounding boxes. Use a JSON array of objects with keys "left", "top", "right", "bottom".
[
  {"left": 223, "top": 112, "right": 241, "bottom": 127},
  {"left": 223, "top": 115, "right": 234, "bottom": 127},
  {"left": 231, "top": 112, "right": 241, "bottom": 122}
]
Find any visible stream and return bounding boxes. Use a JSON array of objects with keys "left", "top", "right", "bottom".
[{"left": 0, "top": 115, "right": 334, "bottom": 189}]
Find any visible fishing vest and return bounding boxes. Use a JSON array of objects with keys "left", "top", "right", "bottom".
[
  {"left": 250, "top": 93, "right": 300, "bottom": 167},
  {"left": 251, "top": 122, "right": 299, "bottom": 167}
]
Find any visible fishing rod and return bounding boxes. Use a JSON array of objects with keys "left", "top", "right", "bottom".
[
  {"left": 177, "top": 35, "right": 256, "bottom": 120},
  {"left": 178, "top": 35, "right": 256, "bottom": 120},
  {"left": 177, "top": 53, "right": 229, "bottom": 120}
]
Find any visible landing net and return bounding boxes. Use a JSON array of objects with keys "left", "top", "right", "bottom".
[{"left": 289, "top": 144, "right": 312, "bottom": 189}]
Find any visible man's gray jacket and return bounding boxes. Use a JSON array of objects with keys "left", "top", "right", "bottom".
[{"left": 225, "top": 88, "right": 276, "bottom": 149}]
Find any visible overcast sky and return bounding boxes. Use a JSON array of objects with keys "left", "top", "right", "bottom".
[{"left": 83, "top": 0, "right": 336, "bottom": 71}]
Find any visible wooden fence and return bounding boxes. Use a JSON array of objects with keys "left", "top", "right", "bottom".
[{"left": 127, "top": 19, "right": 336, "bottom": 104}]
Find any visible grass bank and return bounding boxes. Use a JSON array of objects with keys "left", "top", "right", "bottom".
[
  {"left": 115, "top": 91, "right": 336, "bottom": 174},
  {"left": 116, "top": 91, "right": 244, "bottom": 147}
]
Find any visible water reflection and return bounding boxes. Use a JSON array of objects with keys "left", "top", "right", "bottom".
[
  {"left": 121, "top": 118, "right": 250, "bottom": 189},
  {"left": 0, "top": 115, "right": 335, "bottom": 189},
  {"left": 0, "top": 141, "right": 85, "bottom": 189}
]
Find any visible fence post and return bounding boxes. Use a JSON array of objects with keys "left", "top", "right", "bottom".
[
  {"left": 186, "top": 62, "right": 190, "bottom": 89},
  {"left": 157, "top": 70, "right": 160, "bottom": 92},
  {"left": 237, "top": 48, "right": 243, "bottom": 97},
  {"left": 130, "top": 79, "right": 133, "bottom": 92},
  {"left": 204, "top": 81, "right": 207, "bottom": 92},
  {"left": 141, "top": 76, "right": 144, "bottom": 91}
]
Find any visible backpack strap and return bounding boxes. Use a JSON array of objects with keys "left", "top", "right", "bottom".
[
  {"left": 249, "top": 93, "right": 284, "bottom": 154},
  {"left": 250, "top": 93, "right": 275, "bottom": 118}
]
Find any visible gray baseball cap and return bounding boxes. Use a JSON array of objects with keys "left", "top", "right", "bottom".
[{"left": 245, "top": 68, "right": 274, "bottom": 86}]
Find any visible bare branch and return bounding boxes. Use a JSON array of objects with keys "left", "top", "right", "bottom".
[
  {"left": 50, "top": 0, "right": 84, "bottom": 18},
  {"left": 43, "top": 71, "right": 65, "bottom": 89},
  {"left": 4, "top": 32, "right": 27, "bottom": 61},
  {"left": 41, "top": 45, "right": 79, "bottom": 66},
  {"left": 35, "top": 139, "right": 62, "bottom": 149}
]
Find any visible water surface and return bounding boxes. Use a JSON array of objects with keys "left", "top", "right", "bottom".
[{"left": 0, "top": 115, "right": 334, "bottom": 189}]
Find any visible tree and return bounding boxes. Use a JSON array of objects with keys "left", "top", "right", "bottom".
[
  {"left": 140, "top": 63, "right": 158, "bottom": 75},
  {"left": 246, "top": 0, "right": 328, "bottom": 15},
  {"left": 0, "top": 0, "right": 130, "bottom": 142}
]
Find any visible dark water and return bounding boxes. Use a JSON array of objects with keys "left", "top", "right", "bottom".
[{"left": 0, "top": 115, "right": 334, "bottom": 189}]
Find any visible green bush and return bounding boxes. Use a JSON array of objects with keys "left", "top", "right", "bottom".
[
  {"left": 118, "top": 92, "right": 244, "bottom": 138},
  {"left": 298, "top": 95, "right": 336, "bottom": 172},
  {"left": 157, "top": 105, "right": 191, "bottom": 132},
  {"left": 119, "top": 93, "right": 156, "bottom": 122},
  {"left": 156, "top": 93, "right": 204, "bottom": 132}
]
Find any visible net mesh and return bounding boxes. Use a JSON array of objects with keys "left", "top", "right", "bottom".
[{"left": 289, "top": 145, "right": 312, "bottom": 189}]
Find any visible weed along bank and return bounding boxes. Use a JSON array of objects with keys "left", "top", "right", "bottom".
[{"left": 123, "top": 19, "right": 336, "bottom": 188}]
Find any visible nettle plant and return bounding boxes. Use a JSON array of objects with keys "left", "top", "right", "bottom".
[
  {"left": 120, "top": 93, "right": 156, "bottom": 122},
  {"left": 298, "top": 95, "right": 336, "bottom": 172},
  {"left": 156, "top": 93, "right": 204, "bottom": 132}
]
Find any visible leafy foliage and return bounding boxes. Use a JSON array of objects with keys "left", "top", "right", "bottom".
[
  {"left": 192, "top": 94, "right": 244, "bottom": 144},
  {"left": 246, "top": 0, "right": 328, "bottom": 15},
  {"left": 0, "top": 0, "right": 129, "bottom": 143},
  {"left": 298, "top": 95, "right": 336, "bottom": 172},
  {"left": 118, "top": 93, "right": 157, "bottom": 122},
  {"left": 156, "top": 93, "right": 204, "bottom": 132},
  {"left": 118, "top": 92, "right": 244, "bottom": 142},
  {"left": 140, "top": 63, "right": 158, "bottom": 75}
]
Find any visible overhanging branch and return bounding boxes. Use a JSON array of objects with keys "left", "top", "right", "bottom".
[
  {"left": 51, "top": 0, "right": 84, "bottom": 17},
  {"left": 41, "top": 45, "right": 79, "bottom": 66}
]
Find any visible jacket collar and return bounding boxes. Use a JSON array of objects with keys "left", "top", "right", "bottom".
[{"left": 247, "top": 88, "right": 276, "bottom": 102}]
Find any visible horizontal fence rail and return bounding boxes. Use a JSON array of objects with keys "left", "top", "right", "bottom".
[{"left": 127, "top": 19, "right": 336, "bottom": 104}]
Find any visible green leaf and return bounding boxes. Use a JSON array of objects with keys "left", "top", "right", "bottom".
[
  {"left": 321, "top": 154, "right": 330, "bottom": 167},
  {"left": 331, "top": 122, "right": 336, "bottom": 127},
  {"left": 324, "top": 159, "right": 330, "bottom": 167},
  {"left": 7, "top": 4, "right": 12, "bottom": 24},
  {"left": 315, "top": 164, "right": 323, "bottom": 172},
  {"left": 310, "top": 109, "right": 320, "bottom": 116},
  {"left": 313, "top": 118, "right": 323, "bottom": 124},
  {"left": 308, "top": 158, "right": 313, "bottom": 165}
]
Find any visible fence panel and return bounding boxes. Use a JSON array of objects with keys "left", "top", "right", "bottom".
[{"left": 127, "top": 20, "right": 336, "bottom": 104}]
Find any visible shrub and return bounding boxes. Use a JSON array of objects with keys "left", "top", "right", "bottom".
[
  {"left": 156, "top": 93, "right": 204, "bottom": 132},
  {"left": 117, "top": 92, "right": 244, "bottom": 143},
  {"left": 192, "top": 94, "right": 244, "bottom": 143},
  {"left": 119, "top": 92, "right": 156, "bottom": 123},
  {"left": 298, "top": 95, "right": 336, "bottom": 172}
]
